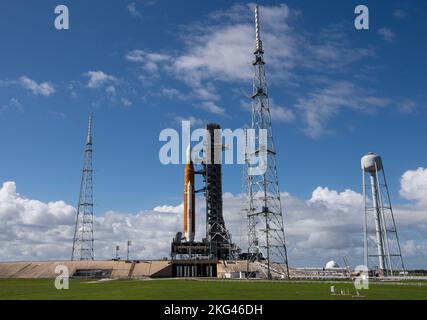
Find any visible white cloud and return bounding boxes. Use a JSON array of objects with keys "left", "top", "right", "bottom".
[
  {"left": 192, "top": 85, "right": 219, "bottom": 102},
  {"left": 68, "top": 82, "right": 78, "bottom": 98},
  {"left": 126, "top": 50, "right": 171, "bottom": 73},
  {"left": 49, "top": 111, "right": 67, "bottom": 120},
  {"left": 300, "top": 25, "right": 375, "bottom": 71},
  {"left": 0, "top": 181, "right": 75, "bottom": 261},
  {"left": 295, "top": 81, "right": 390, "bottom": 137},
  {"left": 196, "top": 101, "right": 225, "bottom": 115},
  {"left": 8, "top": 98, "right": 23, "bottom": 111},
  {"left": 174, "top": 116, "right": 204, "bottom": 127},
  {"left": 171, "top": 3, "right": 374, "bottom": 85},
  {"left": 125, "top": 3, "right": 381, "bottom": 128},
  {"left": 400, "top": 168, "right": 427, "bottom": 205},
  {"left": 0, "top": 181, "right": 180, "bottom": 261},
  {"left": 83, "top": 71, "right": 136, "bottom": 106},
  {"left": 18, "top": 76, "right": 55, "bottom": 96},
  {"left": 174, "top": 24, "right": 254, "bottom": 82},
  {"left": 172, "top": 3, "right": 298, "bottom": 86},
  {"left": 270, "top": 106, "right": 296, "bottom": 123},
  {"left": 269, "top": 99, "right": 296, "bottom": 123},
  {"left": 378, "top": 28, "right": 396, "bottom": 43},
  {"left": 121, "top": 97, "right": 132, "bottom": 107},
  {"left": 310, "top": 187, "right": 363, "bottom": 211},
  {"left": 1, "top": 168, "right": 427, "bottom": 268},
  {"left": 105, "top": 85, "right": 116, "bottom": 95},
  {"left": 159, "top": 87, "right": 187, "bottom": 100},
  {"left": 403, "top": 240, "right": 427, "bottom": 257},
  {"left": 124, "top": 4, "right": 296, "bottom": 115},
  {"left": 393, "top": 9, "right": 408, "bottom": 20},
  {"left": 127, "top": 2, "right": 142, "bottom": 18},
  {"left": 0, "top": 98, "right": 23, "bottom": 114},
  {"left": 397, "top": 100, "right": 417, "bottom": 114},
  {"left": 153, "top": 204, "right": 183, "bottom": 214},
  {"left": 0, "top": 182, "right": 75, "bottom": 227},
  {"left": 84, "top": 71, "right": 118, "bottom": 89}
]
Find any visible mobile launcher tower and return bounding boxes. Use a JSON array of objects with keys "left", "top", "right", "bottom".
[
  {"left": 361, "top": 152, "right": 405, "bottom": 277},
  {"left": 171, "top": 124, "right": 238, "bottom": 277}
]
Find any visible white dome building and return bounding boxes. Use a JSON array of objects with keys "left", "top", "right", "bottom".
[{"left": 325, "top": 260, "right": 339, "bottom": 269}]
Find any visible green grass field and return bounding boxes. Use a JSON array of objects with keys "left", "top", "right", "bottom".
[{"left": 0, "top": 279, "right": 426, "bottom": 300}]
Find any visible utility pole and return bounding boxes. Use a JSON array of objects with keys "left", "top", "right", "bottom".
[
  {"left": 127, "top": 241, "right": 132, "bottom": 260},
  {"left": 115, "top": 245, "right": 120, "bottom": 260}
]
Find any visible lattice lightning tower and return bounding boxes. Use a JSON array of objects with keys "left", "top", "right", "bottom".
[
  {"left": 242, "top": 5, "right": 290, "bottom": 279},
  {"left": 71, "top": 116, "right": 95, "bottom": 261}
]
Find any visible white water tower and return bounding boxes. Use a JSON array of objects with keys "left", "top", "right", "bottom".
[{"left": 361, "top": 152, "right": 405, "bottom": 276}]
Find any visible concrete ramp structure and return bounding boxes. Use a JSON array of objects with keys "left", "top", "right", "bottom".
[
  {"left": 0, "top": 260, "right": 172, "bottom": 279},
  {"left": 0, "top": 260, "right": 293, "bottom": 279}
]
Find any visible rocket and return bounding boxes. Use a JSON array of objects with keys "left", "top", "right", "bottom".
[{"left": 184, "top": 144, "right": 195, "bottom": 242}]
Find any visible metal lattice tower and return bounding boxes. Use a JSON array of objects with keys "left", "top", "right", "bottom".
[
  {"left": 242, "top": 5, "right": 289, "bottom": 279},
  {"left": 71, "top": 116, "right": 95, "bottom": 261},
  {"left": 362, "top": 152, "right": 405, "bottom": 277},
  {"left": 204, "top": 123, "right": 233, "bottom": 260}
]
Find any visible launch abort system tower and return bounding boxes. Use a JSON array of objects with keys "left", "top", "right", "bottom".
[
  {"left": 71, "top": 116, "right": 95, "bottom": 261},
  {"left": 362, "top": 152, "right": 405, "bottom": 276},
  {"left": 241, "top": 5, "right": 290, "bottom": 279}
]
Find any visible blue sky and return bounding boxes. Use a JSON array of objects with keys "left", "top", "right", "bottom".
[
  {"left": 0, "top": 0, "right": 425, "bottom": 211},
  {"left": 0, "top": 1, "right": 426, "bottom": 266}
]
